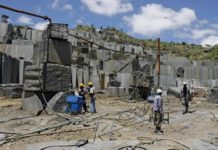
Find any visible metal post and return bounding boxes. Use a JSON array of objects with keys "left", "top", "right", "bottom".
[{"left": 157, "top": 38, "right": 160, "bottom": 88}]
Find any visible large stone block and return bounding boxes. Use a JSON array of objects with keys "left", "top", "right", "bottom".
[
  {"left": 21, "top": 91, "right": 43, "bottom": 114},
  {"left": 0, "top": 84, "right": 23, "bottom": 99},
  {"left": 33, "top": 39, "right": 72, "bottom": 65},
  {"left": 46, "top": 92, "right": 73, "bottom": 113},
  {"left": 1, "top": 54, "right": 19, "bottom": 84},
  {"left": 43, "top": 23, "right": 68, "bottom": 40},
  {"left": 24, "top": 63, "right": 71, "bottom": 92}
]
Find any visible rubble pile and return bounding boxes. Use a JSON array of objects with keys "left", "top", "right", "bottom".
[{"left": 192, "top": 88, "right": 207, "bottom": 98}]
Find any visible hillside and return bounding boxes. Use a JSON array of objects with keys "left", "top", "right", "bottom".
[{"left": 76, "top": 25, "right": 218, "bottom": 61}]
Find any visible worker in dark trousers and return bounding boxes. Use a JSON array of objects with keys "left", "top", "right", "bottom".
[
  {"left": 153, "top": 89, "right": 163, "bottom": 134},
  {"left": 78, "top": 83, "right": 88, "bottom": 112},
  {"left": 180, "top": 82, "right": 191, "bottom": 114},
  {"left": 87, "top": 82, "right": 96, "bottom": 113}
]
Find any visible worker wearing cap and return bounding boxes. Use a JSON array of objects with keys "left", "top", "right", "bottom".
[
  {"left": 153, "top": 89, "right": 163, "bottom": 133},
  {"left": 180, "top": 82, "right": 191, "bottom": 114},
  {"left": 78, "top": 83, "right": 88, "bottom": 112},
  {"left": 87, "top": 82, "right": 96, "bottom": 113}
]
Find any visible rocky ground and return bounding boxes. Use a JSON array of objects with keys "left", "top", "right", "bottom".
[{"left": 0, "top": 94, "right": 218, "bottom": 150}]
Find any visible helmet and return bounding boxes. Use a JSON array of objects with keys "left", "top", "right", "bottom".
[
  {"left": 79, "top": 83, "right": 84, "bottom": 87},
  {"left": 156, "top": 89, "right": 162, "bottom": 94},
  {"left": 88, "top": 82, "right": 93, "bottom": 86},
  {"left": 183, "top": 81, "right": 187, "bottom": 85}
]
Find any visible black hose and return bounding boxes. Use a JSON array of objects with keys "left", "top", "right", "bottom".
[{"left": 118, "top": 145, "right": 147, "bottom": 150}]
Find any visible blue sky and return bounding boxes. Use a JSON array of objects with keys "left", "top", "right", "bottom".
[{"left": 1, "top": 0, "right": 218, "bottom": 46}]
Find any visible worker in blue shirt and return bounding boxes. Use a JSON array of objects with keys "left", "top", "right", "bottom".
[{"left": 153, "top": 89, "right": 163, "bottom": 133}]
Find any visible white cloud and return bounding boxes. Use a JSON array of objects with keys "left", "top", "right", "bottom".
[
  {"left": 51, "top": 0, "right": 59, "bottom": 9},
  {"left": 198, "top": 20, "right": 208, "bottom": 25},
  {"left": 201, "top": 36, "right": 218, "bottom": 47},
  {"left": 123, "top": 4, "right": 196, "bottom": 36},
  {"left": 174, "top": 32, "right": 190, "bottom": 39},
  {"left": 17, "top": 15, "right": 33, "bottom": 25},
  {"left": 76, "top": 19, "right": 84, "bottom": 24},
  {"left": 63, "top": 4, "right": 73, "bottom": 11},
  {"left": 191, "top": 29, "right": 216, "bottom": 39},
  {"left": 33, "top": 22, "right": 49, "bottom": 30},
  {"left": 50, "top": 0, "right": 73, "bottom": 12},
  {"left": 81, "top": 0, "right": 133, "bottom": 16},
  {"left": 211, "top": 23, "right": 218, "bottom": 29},
  {"left": 36, "top": 7, "right": 42, "bottom": 14}
]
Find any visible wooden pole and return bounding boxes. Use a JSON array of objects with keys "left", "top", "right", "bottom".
[{"left": 157, "top": 38, "right": 160, "bottom": 88}]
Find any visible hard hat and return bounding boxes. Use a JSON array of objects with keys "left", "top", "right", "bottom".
[
  {"left": 80, "top": 83, "right": 84, "bottom": 87},
  {"left": 88, "top": 82, "right": 93, "bottom": 85},
  {"left": 183, "top": 81, "right": 187, "bottom": 85},
  {"left": 156, "top": 89, "right": 162, "bottom": 94}
]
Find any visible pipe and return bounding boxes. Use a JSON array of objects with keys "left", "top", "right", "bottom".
[{"left": 0, "top": 4, "right": 51, "bottom": 23}]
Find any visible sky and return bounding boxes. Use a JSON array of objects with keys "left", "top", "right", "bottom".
[{"left": 1, "top": 0, "right": 218, "bottom": 46}]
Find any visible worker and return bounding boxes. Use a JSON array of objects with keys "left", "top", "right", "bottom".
[
  {"left": 180, "top": 82, "right": 191, "bottom": 114},
  {"left": 78, "top": 83, "right": 88, "bottom": 112},
  {"left": 153, "top": 89, "right": 163, "bottom": 134},
  {"left": 87, "top": 82, "right": 96, "bottom": 113}
]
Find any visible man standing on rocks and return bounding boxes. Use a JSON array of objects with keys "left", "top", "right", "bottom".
[
  {"left": 180, "top": 82, "right": 191, "bottom": 114},
  {"left": 153, "top": 89, "right": 163, "bottom": 134}
]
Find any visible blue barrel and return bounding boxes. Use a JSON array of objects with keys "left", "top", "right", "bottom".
[{"left": 66, "top": 95, "right": 83, "bottom": 113}]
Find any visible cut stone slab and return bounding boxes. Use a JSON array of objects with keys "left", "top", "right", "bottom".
[
  {"left": 208, "top": 88, "right": 218, "bottom": 103},
  {"left": 0, "top": 133, "right": 5, "bottom": 140},
  {"left": 167, "top": 87, "right": 181, "bottom": 97},
  {"left": 46, "top": 92, "right": 73, "bottom": 113},
  {"left": 192, "top": 139, "right": 218, "bottom": 150},
  {"left": 21, "top": 91, "right": 43, "bottom": 114}
]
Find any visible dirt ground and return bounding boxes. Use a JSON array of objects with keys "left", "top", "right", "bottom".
[{"left": 0, "top": 94, "right": 218, "bottom": 150}]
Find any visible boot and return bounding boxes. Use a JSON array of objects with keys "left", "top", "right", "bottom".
[
  {"left": 154, "top": 127, "right": 158, "bottom": 134},
  {"left": 158, "top": 127, "right": 163, "bottom": 133},
  {"left": 182, "top": 110, "right": 188, "bottom": 114}
]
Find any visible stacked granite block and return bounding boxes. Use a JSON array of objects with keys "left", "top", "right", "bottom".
[
  {"left": 22, "top": 23, "right": 72, "bottom": 113},
  {"left": 24, "top": 63, "right": 71, "bottom": 92}
]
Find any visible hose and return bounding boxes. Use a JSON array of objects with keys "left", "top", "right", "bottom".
[{"left": 117, "top": 145, "right": 147, "bottom": 150}]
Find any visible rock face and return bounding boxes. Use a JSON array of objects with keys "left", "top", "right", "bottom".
[{"left": 24, "top": 63, "right": 71, "bottom": 92}]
